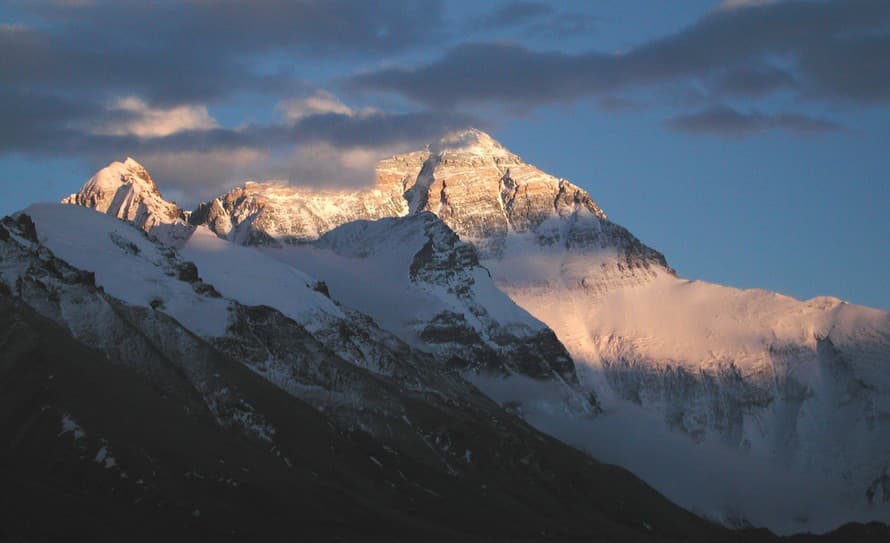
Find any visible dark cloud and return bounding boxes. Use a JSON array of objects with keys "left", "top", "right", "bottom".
[
  {"left": 468, "top": 1, "right": 597, "bottom": 38},
  {"left": 0, "top": 90, "right": 478, "bottom": 195},
  {"left": 0, "top": 97, "right": 477, "bottom": 158},
  {"left": 0, "top": 0, "right": 471, "bottom": 195},
  {"left": 2, "top": 0, "right": 444, "bottom": 105},
  {"left": 26, "top": 0, "right": 444, "bottom": 56},
  {"left": 711, "top": 63, "right": 798, "bottom": 97},
  {"left": 472, "top": 1, "right": 555, "bottom": 29},
  {"left": 2, "top": 0, "right": 884, "bottom": 197},
  {"left": 525, "top": 12, "right": 600, "bottom": 38},
  {"left": 349, "top": 42, "right": 613, "bottom": 108},
  {"left": 598, "top": 96, "right": 641, "bottom": 113},
  {"left": 666, "top": 105, "right": 843, "bottom": 136},
  {"left": 350, "top": 0, "right": 890, "bottom": 109}
]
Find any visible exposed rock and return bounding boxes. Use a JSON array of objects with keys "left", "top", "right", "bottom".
[
  {"left": 62, "top": 157, "right": 187, "bottom": 232},
  {"left": 189, "top": 150, "right": 428, "bottom": 245}
]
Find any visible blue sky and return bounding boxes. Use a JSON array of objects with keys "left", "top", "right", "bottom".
[{"left": 2, "top": 0, "right": 888, "bottom": 309}]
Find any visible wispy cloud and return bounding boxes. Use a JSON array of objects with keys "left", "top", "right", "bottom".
[
  {"left": 467, "top": 0, "right": 598, "bottom": 38},
  {"left": 92, "top": 97, "right": 218, "bottom": 138},
  {"left": 666, "top": 105, "right": 843, "bottom": 136}
]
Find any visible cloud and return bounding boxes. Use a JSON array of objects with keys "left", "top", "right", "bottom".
[
  {"left": 0, "top": 87, "right": 103, "bottom": 152},
  {"left": 17, "top": 94, "right": 478, "bottom": 197},
  {"left": 719, "top": 0, "right": 778, "bottom": 11},
  {"left": 468, "top": 1, "right": 598, "bottom": 38},
  {"left": 349, "top": 0, "right": 890, "bottom": 109},
  {"left": 473, "top": 1, "right": 555, "bottom": 29},
  {"left": 277, "top": 90, "right": 377, "bottom": 122},
  {"left": 349, "top": 42, "right": 613, "bottom": 109},
  {"left": 132, "top": 148, "right": 268, "bottom": 204},
  {"left": 666, "top": 105, "right": 843, "bottom": 136},
  {"left": 137, "top": 140, "right": 409, "bottom": 203},
  {"left": 2, "top": 0, "right": 885, "bottom": 197},
  {"left": 2, "top": 1, "right": 445, "bottom": 105},
  {"left": 92, "top": 97, "right": 218, "bottom": 137},
  {"left": 598, "top": 96, "right": 642, "bottom": 113},
  {"left": 0, "top": 1, "right": 473, "bottom": 200},
  {"left": 118, "top": 105, "right": 479, "bottom": 199},
  {"left": 711, "top": 63, "right": 798, "bottom": 97},
  {"left": 470, "top": 374, "right": 890, "bottom": 534},
  {"left": 274, "top": 142, "right": 409, "bottom": 189},
  {"left": 524, "top": 12, "right": 599, "bottom": 38}
]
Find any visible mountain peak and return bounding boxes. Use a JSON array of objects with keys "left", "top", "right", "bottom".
[
  {"left": 122, "top": 156, "right": 144, "bottom": 169},
  {"left": 183, "top": 128, "right": 664, "bottom": 270},
  {"left": 431, "top": 128, "right": 512, "bottom": 157},
  {"left": 62, "top": 157, "right": 185, "bottom": 232}
]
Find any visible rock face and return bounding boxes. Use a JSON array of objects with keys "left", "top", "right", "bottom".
[
  {"left": 189, "top": 150, "right": 428, "bottom": 245},
  {"left": 190, "top": 129, "right": 666, "bottom": 275},
  {"left": 63, "top": 157, "right": 187, "bottom": 232},
  {"left": 406, "top": 129, "right": 662, "bottom": 266}
]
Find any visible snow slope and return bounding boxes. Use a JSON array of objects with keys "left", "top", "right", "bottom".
[
  {"left": 490, "top": 244, "right": 890, "bottom": 532},
  {"left": 5, "top": 216, "right": 738, "bottom": 543},
  {"left": 25, "top": 203, "right": 229, "bottom": 337},
  {"left": 13, "top": 205, "right": 586, "bottom": 480},
  {"left": 279, "top": 212, "right": 544, "bottom": 344},
  {"left": 266, "top": 212, "right": 597, "bottom": 417},
  {"left": 181, "top": 224, "right": 344, "bottom": 324}
]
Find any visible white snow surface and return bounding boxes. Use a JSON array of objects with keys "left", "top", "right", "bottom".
[
  {"left": 24, "top": 204, "right": 230, "bottom": 337},
  {"left": 263, "top": 215, "right": 544, "bottom": 351},
  {"left": 181, "top": 225, "right": 344, "bottom": 324},
  {"left": 484, "top": 239, "right": 890, "bottom": 533}
]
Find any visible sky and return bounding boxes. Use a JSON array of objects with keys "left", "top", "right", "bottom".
[{"left": 1, "top": 0, "right": 888, "bottom": 310}]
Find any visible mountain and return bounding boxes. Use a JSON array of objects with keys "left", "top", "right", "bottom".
[
  {"left": 171, "top": 128, "right": 890, "bottom": 532},
  {"left": 63, "top": 157, "right": 187, "bottom": 232},
  {"left": 59, "top": 129, "right": 890, "bottom": 534},
  {"left": 18, "top": 203, "right": 560, "bottom": 474},
  {"left": 2, "top": 205, "right": 742, "bottom": 542},
  {"left": 63, "top": 155, "right": 599, "bottom": 419}
]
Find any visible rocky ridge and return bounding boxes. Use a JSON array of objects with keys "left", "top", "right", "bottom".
[{"left": 189, "top": 150, "right": 429, "bottom": 246}]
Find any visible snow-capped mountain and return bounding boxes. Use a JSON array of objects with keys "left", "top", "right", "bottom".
[
  {"left": 62, "top": 153, "right": 597, "bottom": 420},
  {"left": 2, "top": 202, "right": 745, "bottom": 542},
  {"left": 15, "top": 204, "right": 534, "bottom": 471},
  {"left": 181, "top": 129, "right": 890, "bottom": 531},
  {"left": 59, "top": 129, "right": 890, "bottom": 534}
]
